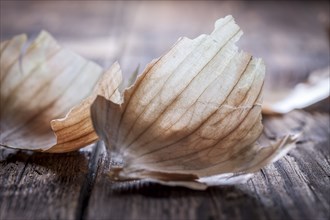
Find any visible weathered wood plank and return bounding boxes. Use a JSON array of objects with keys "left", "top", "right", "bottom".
[
  {"left": 247, "top": 112, "right": 330, "bottom": 220},
  {"left": 0, "top": 147, "right": 95, "bottom": 220},
  {"left": 85, "top": 111, "right": 329, "bottom": 220}
]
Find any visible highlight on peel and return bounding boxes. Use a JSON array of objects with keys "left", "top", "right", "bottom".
[
  {"left": 0, "top": 31, "right": 121, "bottom": 153},
  {"left": 263, "top": 66, "right": 330, "bottom": 115},
  {"left": 91, "top": 15, "right": 298, "bottom": 190}
]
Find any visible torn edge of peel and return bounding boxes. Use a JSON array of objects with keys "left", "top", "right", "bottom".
[
  {"left": 242, "top": 133, "right": 300, "bottom": 174},
  {"left": 115, "top": 58, "right": 159, "bottom": 108},
  {"left": 108, "top": 133, "right": 300, "bottom": 190},
  {"left": 107, "top": 166, "right": 208, "bottom": 190},
  {"left": 268, "top": 133, "right": 300, "bottom": 163},
  {"left": 148, "top": 179, "right": 208, "bottom": 190},
  {"left": 198, "top": 173, "right": 254, "bottom": 186},
  {"left": 155, "top": 134, "right": 299, "bottom": 190},
  {"left": 112, "top": 15, "right": 243, "bottom": 108}
]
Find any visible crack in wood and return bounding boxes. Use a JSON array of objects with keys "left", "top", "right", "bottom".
[{"left": 75, "top": 141, "right": 102, "bottom": 220}]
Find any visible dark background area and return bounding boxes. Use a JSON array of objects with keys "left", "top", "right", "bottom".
[{"left": 1, "top": 1, "right": 329, "bottom": 88}]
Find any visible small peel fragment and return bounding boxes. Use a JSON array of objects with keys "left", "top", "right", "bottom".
[
  {"left": 263, "top": 66, "right": 330, "bottom": 115},
  {"left": 91, "top": 15, "right": 298, "bottom": 190},
  {"left": 0, "top": 31, "right": 121, "bottom": 152}
]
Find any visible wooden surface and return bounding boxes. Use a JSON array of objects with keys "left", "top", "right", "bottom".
[{"left": 0, "top": 1, "right": 329, "bottom": 220}]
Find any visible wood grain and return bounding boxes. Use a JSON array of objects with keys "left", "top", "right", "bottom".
[
  {"left": 0, "top": 1, "right": 329, "bottom": 220},
  {"left": 0, "top": 148, "right": 92, "bottom": 220},
  {"left": 84, "top": 111, "right": 329, "bottom": 220},
  {"left": 1, "top": 111, "right": 329, "bottom": 220}
]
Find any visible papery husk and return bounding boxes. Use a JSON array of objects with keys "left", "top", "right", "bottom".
[
  {"left": 263, "top": 66, "right": 330, "bottom": 115},
  {"left": 0, "top": 31, "right": 121, "bottom": 152},
  {"left": 91, "top": 15, "right": 298, "bottom": 190}
]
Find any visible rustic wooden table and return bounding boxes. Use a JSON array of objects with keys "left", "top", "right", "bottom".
[{"left": 0, "top": 1, "right": 329, "bottom": 220}]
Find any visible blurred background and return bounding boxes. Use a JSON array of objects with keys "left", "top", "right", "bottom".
[{"left": 1, "top": 0, "right": 329, "bottom": 90}]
